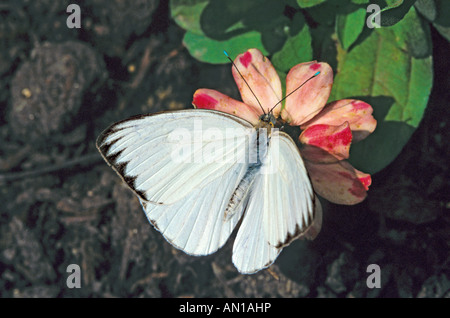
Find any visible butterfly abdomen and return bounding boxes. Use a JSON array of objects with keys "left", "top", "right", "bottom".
[{"left": 224, "top": 163, "right": 260, "bottom": 221}]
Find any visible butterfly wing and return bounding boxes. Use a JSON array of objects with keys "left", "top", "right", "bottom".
[
  {"left": 232, "top": 130, "right": 316, "bottom": 274},
  {"left": 97, "top": 109, "right": 256, "bottom": 255},
  {"left": 139, "top": 159, "right": 252, "bottom": 255},
  {"left": 97, "top": 109, "right": 255, "bottom": 205}
]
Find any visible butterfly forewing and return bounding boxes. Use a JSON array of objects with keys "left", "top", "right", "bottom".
[{"left": 97, "top": 110, "right": 255, "bottom": 205}]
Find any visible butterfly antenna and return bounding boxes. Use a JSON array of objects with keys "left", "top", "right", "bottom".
[
  {"left": 224, "top": 50, "right": 266, "bottom": 115},
  {"left": 269, "top": 71, "right": 320, "bottom": 114}
]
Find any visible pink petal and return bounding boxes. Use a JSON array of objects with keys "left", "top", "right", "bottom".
[
  {"left": 282, "top": 62, "right": 333, "bottom": 126},
  {"left": 192, "top": 89, "right": 260, "bottom": 125},
  {"left": 299, "top": 195, "right": 322, "bottom": 240},
  {"left": 304, "top": 160, "right": 370, "bottom": 205},
  {"left": 301, "top": 99, "right": 377, "bottom": 142},
  {"left": 299, "top": 122, "right": 352, "bottom": 161},
  {"left": 300, "top": 144, "right": 341, "bottom": 164},
  {"left": 232, "top": 49, "right": 282, "bottom": 117}
]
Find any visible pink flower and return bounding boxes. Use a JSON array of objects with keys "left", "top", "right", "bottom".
[{"left": 192, "top": 48, "right": 377, "bottom": 236}]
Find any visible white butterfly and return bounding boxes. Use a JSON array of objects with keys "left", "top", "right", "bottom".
[{"left": 97, "top": 108, "right": 321, "bottom": 274}]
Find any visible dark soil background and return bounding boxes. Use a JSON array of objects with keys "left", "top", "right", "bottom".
[{"left": 0, "top": 1, "right": 448, "bottom": 298}]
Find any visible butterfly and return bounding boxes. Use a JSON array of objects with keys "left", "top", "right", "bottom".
[{"left": 96, "top": 63, "right": 321, "bottom": 274}]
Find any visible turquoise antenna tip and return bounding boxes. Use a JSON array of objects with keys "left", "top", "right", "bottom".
[{"left": 314, "top": 71, "right": 320, "bottom": 76}]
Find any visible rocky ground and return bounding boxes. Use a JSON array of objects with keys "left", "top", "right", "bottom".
[{"left": 0, "top": 1, "right": 448, "bottom": 298}]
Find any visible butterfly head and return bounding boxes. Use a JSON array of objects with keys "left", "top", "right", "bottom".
[
  {"left": 256, "top": 112, "right": 277, "bottom": 134},
  {"left": 259, "top": 112, "right": 276, "bottom": 127}
]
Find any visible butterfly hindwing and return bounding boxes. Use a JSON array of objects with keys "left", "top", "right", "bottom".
[
  {"left": 232, "top": 131, "right": 315, "bottom": 274},
  {"left": 139, "top": 160, "right": 250, "bottom": 255}
]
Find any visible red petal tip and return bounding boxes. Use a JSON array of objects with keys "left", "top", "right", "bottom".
[
  {"left": 358, "top": 175, "right": 372, "bottom": 190},
  {"left": 309, "top": 63, "right": 321, "bottom": 71},
  {"left": 192, "top": 93, "right": 218, "bottom": 109},
  {"left": 239, "top": 51, "right": 252, "bottom": 68}
]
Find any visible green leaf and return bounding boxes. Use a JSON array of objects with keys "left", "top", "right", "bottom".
[
  {"left": 304, "top": 1, "right": 338, "bottom": 27},
  {"left": 388, "top": 2, "right": 432, "bottom": 59},
  {"left": 198, "top": 0, "right": 286, "bottom": 39},
  {"left": 296, "top": 0, "right": 327, "bottom": 8},
  {"left": 351, "top": 0, "right": 369, "bottom": 3},
  {"left": 271, "top": 12, "right": 313, "bottom": 73},
  {"left": 330, "top": 7, "right": 433, "bottom": 174},
  {"left": 174, "top": 0, "right": 290, "bottom": 62},
  {"left": 183, "top": 30, "right": 268, "bottom": 64},
  {"left": 414, "top": 0, "right": 436, "bottom": 21},
  {"left": 429, "top": 0, "right": 450, "bottom": 27},
  {"left": 369, "top": 0, "right": 418, "bottom": 27},
  {"left": 415, "top": 0, "right": 450, "bottom": 41},
  {"left": 199, "top": 0, "right": 258, "bottom": 40},
  {"left": 170, "top": 0, "right": 209, "bottom": 35},
  {"left": 336, "top": 7, "right": 367, "bottom": 49}
]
